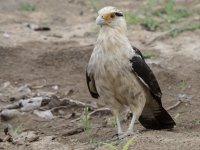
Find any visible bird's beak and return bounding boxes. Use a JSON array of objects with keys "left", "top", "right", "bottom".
[{"left": 96, "top": 16, "right": 105, "bottom": 25}]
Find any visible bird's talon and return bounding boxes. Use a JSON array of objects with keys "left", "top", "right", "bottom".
[
  {"left": 118, "top": 134, "right": 127, "bottom": 140},
  {"left": 126, "top": 130, "right": 134, "bottom": 136},
  {"left": 112, "top": 133, "right": 119, "bottom": 139}
]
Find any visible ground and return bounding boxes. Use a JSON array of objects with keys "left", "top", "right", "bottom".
[{"left": 0, "top": 0, "right": 200, "bottom": 149}]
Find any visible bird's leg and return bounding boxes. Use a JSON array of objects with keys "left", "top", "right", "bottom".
[
  {"left": 126, "top": 113, "right": 136, "bottom": 135},
  {"left": 116, "top": 115, "right": 123, "bottom": 135},
  {"left": 117, "top": 114, "right": 136, "bottom": 140},
  {"left": 127, "top": 114, "right": 136, "bottom": 133}
]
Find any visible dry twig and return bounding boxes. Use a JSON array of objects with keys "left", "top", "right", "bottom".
[
  {"left": 61, "top": 97, "right": 97, "bottom": 110},
  {"left": 88, "top": 107, "right": 111, "bottom": 116},
  {"left": 166, "top": 99, "right": 191, "bottom": 111},
  {"left": 166, "top": 100, "right": 182, "bottom": 111}
]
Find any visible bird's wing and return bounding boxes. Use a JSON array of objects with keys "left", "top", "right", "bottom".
[
  {"left": 131, "top": 47, "right": 175, "bottom": 129},
  {"left": 132, "top": 45, "right": 145, "bottom": 60},
  {"left": 139, "top": 99, "right": 176, "bottom": 129},
  {"left": 130, "top": 47, "right": 162, "bottom": 105},
  {"left": 86, "top": 68, "right": 99, "bottom": 99}
]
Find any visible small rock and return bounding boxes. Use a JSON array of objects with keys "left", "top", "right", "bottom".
[
  {"left": 2, "top": 82, "right": 11, "bottom": 88},
  {"left": 1, "top": 109, "right": 22, "bottom": 121},
  {"left": 18, "top": 84, "right": 31, "bottom": 93},
  {"left": 25, "top": 23, "right": 51, "bottom": 31},
  {"left": 12, "top": 131, "right": 39, "bottom": 144},
  {"left": 3, "top": 32, "right": 10, "bottom": 38},
  {"left": 58, "top": 109, "right": 65, "bottom": 115},
  {"left": 33, "top": 110, "right": 54, "bottom": 120},
  {"left": 20, "top": 97, "right": 50, "bottom": 112},
  {"left": 177, "top": 93, "right": 193, "bottom": 100},
  {"left": 48, "top": 95, "right": 61, "bottom": 108},
  {"left": 3, "top": 101, "right": 21, "bottom": 109},
  {"left": 52, "top": 85, "right": 59, "bottom": 90},
  {"left": 9, "top": 97, "right": 16, "bottom": 102},
  {"left": 66, "top": 89, "right": 74, "bottom": 96},
  {"left": 0, "top": 82, "right": 33, "bottom": 102}
]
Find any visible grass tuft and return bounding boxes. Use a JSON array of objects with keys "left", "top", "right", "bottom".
[
  {"left": 18, "top": 2, "right": 36, "bottom": 11},
  {"left": 174, "top": 112, "right": 180, "bottom": 120},
  {"left": 14, "top": 123, "right": 23, "bottom": 134},
  {"left": 164, "top": 0, "right": 174, "bottom": 15},
  {"left": 178, "top": 80, "right": 187, "bottom": 90},
  {"left": 141, "top": 17, "right": 158, "bottom": 31},
  {"left": 82, "top": 105, "right": 90, "bottom": 131},
  {"left": 169, "top": 22, "right": 200, "bottom": 37},
  {"left": 111, "top": 117, "right": 117, "bottom": 128},
  {"left": 122, "top": 135, "right": 138, "bottom": 150},
  {"left": 125, "top": 0, "right": 198, "bottom": 35},
  {"left": 125, "top": 13, "right": 158, "bottom": 31},
  {"left": 87, "top": 0, "right": 102, "bottom": 12},
  {"left": 192, "top": 119, "right": 200, "bottom": 125},
  {"left": 143, "top": 51, "right": 158, "bottom": 58},
  {"left": 101, "top": 142, "right": 118, "bottom": 150},
  {"left": 101, "top": 135, "right": 138, "bottom": 150},
  {"left": 147, "top": 0, "right": 157, "bottom": 12}
]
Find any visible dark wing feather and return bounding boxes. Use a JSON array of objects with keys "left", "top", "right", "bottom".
[
  {"left": 130, "top": 54, "right": 162, "bottom": 105},
  {"left": 131, "top": 47, "right": 175, "bottom": 129},
  {"left": 139, "top": 98, "right": 176, "bottom": 129},
  {"left": 132, "top": 45, "right": 145, "bottom": 60},
  {"left": 86, "top": 68, "right": 99, "bottom": 99}
]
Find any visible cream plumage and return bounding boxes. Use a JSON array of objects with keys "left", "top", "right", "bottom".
[{"left": 86, "top": 6, "right": 175, "bottom": 139}]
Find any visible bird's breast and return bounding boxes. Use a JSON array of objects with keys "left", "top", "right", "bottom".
[{"left": 90, "top": 51, "right": 131, "bottom": 95}]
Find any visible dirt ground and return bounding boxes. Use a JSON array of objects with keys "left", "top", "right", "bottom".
[{"left": 0, "top": 0, "right": 200, "bottom": 149}]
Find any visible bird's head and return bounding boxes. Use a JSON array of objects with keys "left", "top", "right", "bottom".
[{"left": 96, "top": 6, "right": 127, "bottom": 32}]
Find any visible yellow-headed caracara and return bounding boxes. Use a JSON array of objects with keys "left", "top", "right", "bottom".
[{"left": 86, "top": 6, "right": 175, "bottom": 139}]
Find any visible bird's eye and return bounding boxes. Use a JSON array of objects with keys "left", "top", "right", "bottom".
[
  {"left": 115, "top": 12, "right": 123, "bottom": 17},
  {"left": 110, "top": 13, "right": 115, "bottom": 18}
]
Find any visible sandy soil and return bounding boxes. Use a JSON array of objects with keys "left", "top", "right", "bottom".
[{"left": 0, "top": 0, "right": 200, "bottom": 149}]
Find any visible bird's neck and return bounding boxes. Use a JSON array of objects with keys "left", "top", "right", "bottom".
[
  {"left": 99, "top": 25, "right": 126, "bottom": 38},
  {"left": 96, "top": 26, "right": 130, "bottom": 52}
]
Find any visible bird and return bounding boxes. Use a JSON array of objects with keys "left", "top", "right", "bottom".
[{"left": 86, "top": 6, "right": 175, "bottom": 139}]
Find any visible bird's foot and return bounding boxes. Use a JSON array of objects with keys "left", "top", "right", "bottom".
[
  {"left": 112, "top": 130, "right": 139, "bottom": 141},
  {"left": 111, "top": 132, "right": 125, "bottom": 141},
  {"left": 118, "top": 130, "right": 134, "bottom": 139}
]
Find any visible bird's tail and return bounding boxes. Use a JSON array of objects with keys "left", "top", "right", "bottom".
[{"left": 139, "top": 101, "right": 176, "bottom": 130}]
